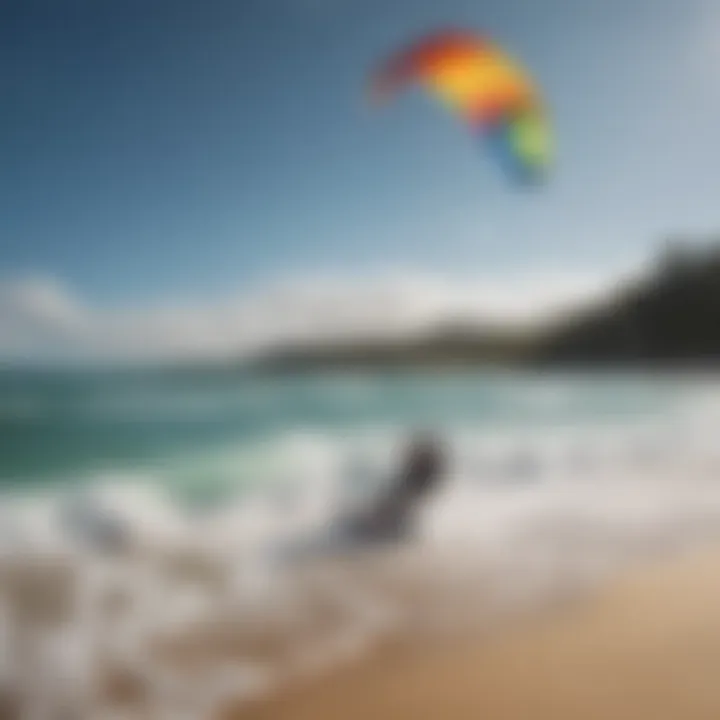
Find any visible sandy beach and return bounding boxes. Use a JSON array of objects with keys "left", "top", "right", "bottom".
[
  {"left": 3, "top": 387, "right": 720, "bottom": 719},
  {"left": 225, "top": 545, "right": 720, "bottom": 720}
]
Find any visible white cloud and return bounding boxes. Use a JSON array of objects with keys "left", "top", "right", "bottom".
[
  {"left": 0, "top": 277, "right": 91, "bottom": 357},
  {"left": 0, "top": 266, "right": 632, "bottom": 363}
]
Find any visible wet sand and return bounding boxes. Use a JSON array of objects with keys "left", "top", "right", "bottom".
[{"left": 225, "top": 546, "right": 720, "bottom": 720}]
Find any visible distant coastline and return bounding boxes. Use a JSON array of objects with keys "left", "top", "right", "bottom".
[
  {"left": 248, "top": 240, "right": 720, "bottom": 372},
  {"left": 4, "top": 240, "right": 720, "bottom": 375},
  {"left": 247, "top": 324, "right": 537, "bottom": 373}
]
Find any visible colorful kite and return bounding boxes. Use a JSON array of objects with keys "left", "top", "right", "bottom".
[{"left": 370, "top": 29, "right": 552, "bottom": 185}]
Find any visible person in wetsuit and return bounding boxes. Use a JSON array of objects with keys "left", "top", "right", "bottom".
[{"left": 345, "top": 432, "right": 447, "bottom": 542}]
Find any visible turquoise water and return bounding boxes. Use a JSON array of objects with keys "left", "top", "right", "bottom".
[
  {"left": 3, "top": 366, "right": 720, "bottom": 715},
  {"left": 0, "top": 368, "right": 690, "bottom": 497}
]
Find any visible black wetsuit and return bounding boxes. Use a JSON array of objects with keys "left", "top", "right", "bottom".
[{"left": 345, "top": 436, "right": 446, "bottom": 542}]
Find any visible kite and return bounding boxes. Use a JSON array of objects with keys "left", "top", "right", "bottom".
[{"left": 370, "top": 29, "right": 552, "bottom": 185}]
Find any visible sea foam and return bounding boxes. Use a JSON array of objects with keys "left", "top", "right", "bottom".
[{"left": 1, "top": 399, "right": 720, "bottom": 717}]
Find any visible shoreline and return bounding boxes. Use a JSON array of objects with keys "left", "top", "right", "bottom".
[{"left": 224, "top": 544, "right": 720, "bottom": 719}]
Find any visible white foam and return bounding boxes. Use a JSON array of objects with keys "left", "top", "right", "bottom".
[
  {"left": 58, "top": 478, "right": 188, "bottom": 555},
  {"left": 2, "top": 390, "right": 720, "bottom": 716}
]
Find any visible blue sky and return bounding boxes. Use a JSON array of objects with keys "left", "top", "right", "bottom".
[{"left": 0, "top": 0, "right": 719, "bottom": 359}]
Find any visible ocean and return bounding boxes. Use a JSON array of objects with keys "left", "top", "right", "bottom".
[
  {"left": 2, "top": 367, "right": 720, "bottom": 716},
  {"left": 0, "top": 366, "right": 717, "bottom": 556},
  {"left": 0, "top": 367, "right": 693, "bottom": 489}
]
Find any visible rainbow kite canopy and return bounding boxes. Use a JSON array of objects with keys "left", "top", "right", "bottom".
[{"left": 370, "top": 29, "right": 552, "bottom": 185}]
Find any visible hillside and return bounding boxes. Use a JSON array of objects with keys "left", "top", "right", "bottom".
[
  {"left": 537, "top": 241, "right": 720, "bottom": 366},
  {"left": 250, "top": 241, "right": 720, "bottom": 372}
]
